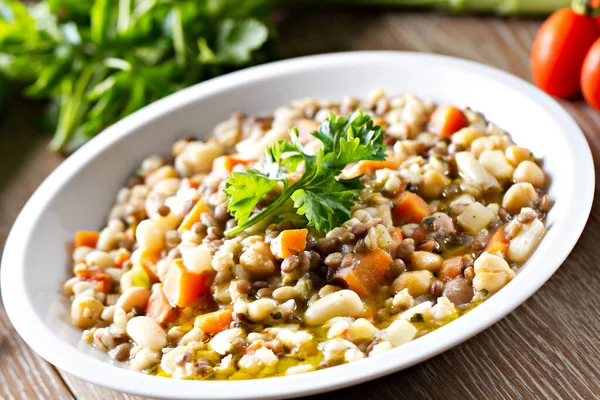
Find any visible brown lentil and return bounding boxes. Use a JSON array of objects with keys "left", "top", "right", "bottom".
[
  {"left": 235, "top": 280, "right": 252, "bottom": 296},
  {"left": 190, "top": 359, "right": 212, "bottom": 376},
  {"left": 109, "top": 343, "right": 133, "bottom": 362},
  {"left": 281, "top": 255, "right": 301, "bottom": 273},
  {"left": 517, "top": 211, "right": 537, "bottom": 224},
  {"left": 174, "top": 351, "right": 192, "bottom": 367},
  {"left": 430, "top": 280, "right": 444, "bottom": 298},
  {"left": 305, "top": 235, "right": 317, "bottom": 251},
  {"left": 157, "top": 204, "right": 171, "bottom": 217},
  {"left": 351, "top": 223, "right": 370, "bottom": 237},
  {"left": 324, "top": 252, "right": 343, "bottom": 268},
  {"left": 395, "top": 239, "right": 415, "bottom": 259},
  {"left": 316, "top": 237, "right": 339, "bottom": 254},
  {"left": 214, "top": 205, "right": 230, "bottom": 222},
  {"left": 389, "top": 259, "right": 407, "bottom": 277}
]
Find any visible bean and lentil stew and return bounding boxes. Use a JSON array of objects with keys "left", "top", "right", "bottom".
[{"left": 65, "top": 89, "right": 549, "bottom": 380}]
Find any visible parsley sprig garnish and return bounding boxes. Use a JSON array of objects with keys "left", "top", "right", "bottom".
[{"left": 224, "top": 110, "right": 387, "bottom": 237}]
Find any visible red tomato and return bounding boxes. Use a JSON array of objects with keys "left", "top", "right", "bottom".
[
  {"left": 582, "top": 38, "right": 600, "bottom": 109},
  {"left": 531, "top": 8, "right": 600, "bottom": 98}
]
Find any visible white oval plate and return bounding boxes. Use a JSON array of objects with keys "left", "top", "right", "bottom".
[{"left": 2, "top": 52, "right": 594, "bottom": 399}]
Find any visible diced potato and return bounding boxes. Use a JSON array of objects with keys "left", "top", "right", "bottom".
[
  {"left": 502, "top": 183, "right": 539, "bottom": 214},
  {"left": 449, "top": 194, "right": 475, "bottom": 215},
  {"left": 473, "top": 252, "right": 515, "bottom": 293},
  {"left": 391, "top": 271, "right": 433, "bottom": 297},
  {"left": 420, "top": 169, "right": 450, "bottom": 198},
  {"left": 456, "top": 202, "right": 495, "bottom": 235},
  {"left": 348, "top": 318, "right": 378, "bottom": 342},
  {"left": 507, "top": 218, "right": 545, "bottom": 263},
  {"left": 478, "top": 150, "right": 514, "bottom": 181},
  {"left": 181, "top": 244, "right": 213, "bottom": 274},
  {"left": 380, "top": 320, "right": 417, "bottom": 347}
]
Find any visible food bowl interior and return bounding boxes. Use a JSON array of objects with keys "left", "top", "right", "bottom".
[{"left": 3, "top": 52, "right": 590, "bottom": 399}]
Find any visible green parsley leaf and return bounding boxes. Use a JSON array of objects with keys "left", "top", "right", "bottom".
[
  {"left": 224, "top": 110, "right": 387, "bottom": 237},
  {"left": 409, "top": 313, "right": 425, "bottom": 323},
  {"left": 225, "top": 169, "right": 281, "bottom": 226}
]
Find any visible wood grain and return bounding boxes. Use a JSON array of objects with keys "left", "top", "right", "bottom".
[{"left": 1, "top": 9, "right": 600, "bottom": 400}]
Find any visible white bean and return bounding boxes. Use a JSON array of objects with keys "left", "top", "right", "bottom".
[
  {"left": 473, "top": 252, "right": 515, "bottom": 293},
  {"left": 505, "top": 145, "right": 533, "bottom": 167},
  {"left": 73, "top": 246, "right": 94, "bottom": 263},
  {"left": 63, "top": 277, "right": 80, "bottom": 296},
  {"left": 507, "top": 219, "right": 545, "bottom": 263},
  {"left": 116, "top": 287, "right": 151, "bottom": 312},
  {"left": 247, "top": 298, "right": 278, "bottom": 322},
  {"left": 502, "top": 182, "right": 539, "bottom": 214},
  {"left": 73, "top": 281, "right": 96, "bottom": 297},
  {"left": 408, "top": 251, "right": 444, "bottom": 272},
  {"left": 85, "top": 250, "right": 115, "bottom": 269},
  {"left": 304, "top": 290, "right": 364, "bottom": 325},
  {"left": 136, "top": 219, "right": 165, "bottom": 250},
  {"left": 513, "top": 161, "right": 545, "bottom": 188},
  {"left": 71, "top": 296, "right": 104, "bottom": 329},
  {"left": 273, "top": 286, "right": 297, "bottom": 302},
  {"left": 160, "top": 346, "right": 190, "bottom": 375},
  {"left": 126, "top": 316, "right": 167, "bottom": 351}
]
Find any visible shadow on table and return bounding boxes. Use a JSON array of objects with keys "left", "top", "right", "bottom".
[{"left": 0, "top": 91, "right": 49, "bottom": 194}]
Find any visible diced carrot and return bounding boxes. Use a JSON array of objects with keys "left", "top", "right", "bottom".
[
  {"left": 244, "top": 339, "right": 266, "bottom": 355},
  {"left": 75, "top": 269, "right": 112, "bottom": 293},
  {"left": 392, "top": 192, "right": 431, "bottom": 224},
  {"left": 355, "top": 158, "right": 401, "bottom": 174},
  {"left": 178, "top": 200, "right": 210, "bottom": 233},
  {"left": 429, "top": 105, "right": 468, "bottom": 138},
  {"left": 146, "top": 284, "right": 177, "bottom": 325},
  {"left": 439, "top": 257, "right": 464, "bottom": 282},
  {"left": 334, "top": 249, "right": 393, "bottom": 298},
  {"left": 75, "top": 231, "right": 100, "bottom": 248},
  {"left": 212, "top": 155, "right": 253, "bottom": 173},
  {"left": 272, "top": 228, "right": 308, "bottom": 259},
  {"left": 392, "top": 227, "right": 403, "bottom": 244},
  {"left": 295, "top": 118, "right": 320, "bottom": 143},
  {"left": 114, "top": 249, "right": 131, "bottom": 268},
  {"left": 194, "top": 308, "right": 234, "bottom": 334},
  {"left": 485, "top": 225, "right": 509, "bottom": 255},
  {"left": 138, "top": 248, "right": 161, "bottom": 282},
  {"left": 163, "top": 259, "right": 213, "bottom": 308}
]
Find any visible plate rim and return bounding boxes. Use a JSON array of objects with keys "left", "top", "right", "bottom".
[{"left": 1, "top": 51, "right": 595, "bottom": 400}]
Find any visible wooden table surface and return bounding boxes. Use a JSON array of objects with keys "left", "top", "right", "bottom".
[{"left": 2, "top": 8, "right": 600, "bottom": 400}]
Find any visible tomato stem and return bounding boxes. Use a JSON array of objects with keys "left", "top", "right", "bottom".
[{"left": 572, "top": 0, "right": 600, "bottom": 16}]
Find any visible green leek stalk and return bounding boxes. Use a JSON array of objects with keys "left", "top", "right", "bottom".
[{"left": 292, "top": 0, "right": 571, "bottom": 15}]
